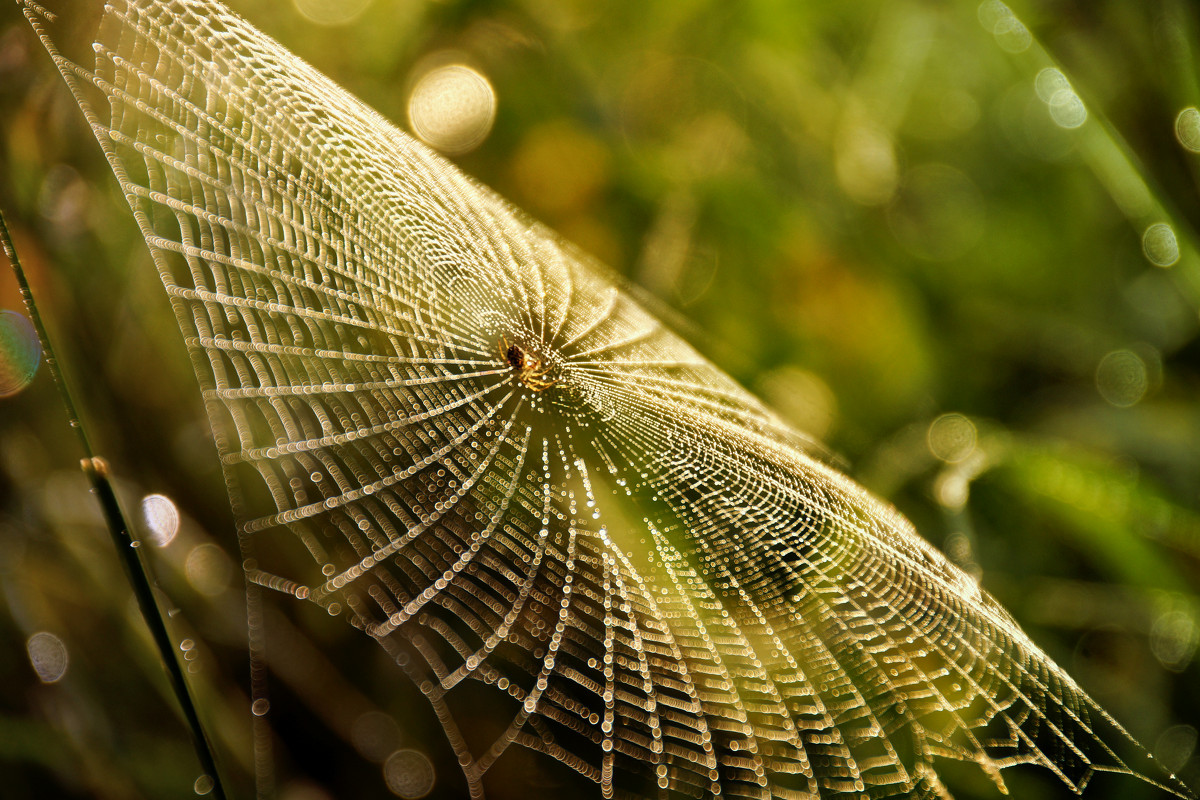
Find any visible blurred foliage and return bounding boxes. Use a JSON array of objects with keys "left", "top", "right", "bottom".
[{"left": 1, "top": 0, "right": 1198, "bottom": 798}]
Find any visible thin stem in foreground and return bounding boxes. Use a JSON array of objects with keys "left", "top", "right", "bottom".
[{"left": 0, "top": 210, "right": 229, "bottom": 800}]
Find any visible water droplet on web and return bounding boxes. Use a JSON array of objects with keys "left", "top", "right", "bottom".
[
  {"left": 1176, "top": 107, "right": 1200, "bottom": 153},
  {"left": 26, "top": 631, "right": 68, "bottom": 683},
  {"left": 408, "top": 63, "right": 496, "bottom": 156},
  {"left": 0, "top": 310, "right": 41, "bottom": 398},
  {"left": 382, "top": 748, "right": 435, "bottom": 798},
  {"left": 1143, "top": 222, "right": 1180, "bottom": 267}
]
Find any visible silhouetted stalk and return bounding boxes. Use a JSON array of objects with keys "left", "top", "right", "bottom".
[{"left": 0, "top": 210, "right": 229, "bottom": 800}]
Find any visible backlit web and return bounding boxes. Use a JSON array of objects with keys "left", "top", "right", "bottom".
[{"left": 21, "top": 1, "right": 1194, "bottom": 797}]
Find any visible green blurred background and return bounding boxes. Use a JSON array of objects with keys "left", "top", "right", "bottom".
[{"left": 0, "top": 0, "right": 1198, "bottom": 798}]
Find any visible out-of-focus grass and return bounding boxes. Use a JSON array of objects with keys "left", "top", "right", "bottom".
[{"left": 0, "top": 0, "right": 1198, "bottom": 798}]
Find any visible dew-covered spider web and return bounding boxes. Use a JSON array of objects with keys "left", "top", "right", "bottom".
[{"left": 19, "top": 1, "right": 1197, "bottom": 798}]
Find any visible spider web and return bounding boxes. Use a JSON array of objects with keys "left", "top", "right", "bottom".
[{"left": 19, "top": 1, "right": 1195, "bottom": 797}]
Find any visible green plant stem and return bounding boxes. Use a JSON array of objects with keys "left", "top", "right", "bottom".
[{"left": 0, "top": 210, "right": 229, "bottom": 800}]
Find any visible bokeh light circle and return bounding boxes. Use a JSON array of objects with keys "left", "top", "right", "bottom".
[
  {"left": 26, "top": 631, "right": 69, "bottom": 683},
  {"left": 1155, "top": 724, "right": 1199, "bottom": 774},
  {"left": 1048, "top": 89, "right": 1087, "bottom": 129},
  {"left": 978, "top": 1, "right": 1032, "bottom": 53},
  {"left": 1142, "top": 222, "right": 1180, "bottom": 267},
  {"left": 1150, "top": 609, "right": 1198, "bottom": 672},
  {"left": 1176, "top": 107, "right": 1200, "bottom": 153},
  {"left": 185, "top": 543, "right": 234, "bottom": 596},
  {"left": 1095, "top": 349, "right": 1148, "bottom": 408},
  {"left": 1034, "top": 68, "right": 1069, "bottom": 103},
  {"left": 927, "top": 413, "right": 977, "bottom": 463},
  {"left": 0, "top": 309, "right": 42, "bottom": 398},
  {"left": 408, "top": 65, "right": 496, "bottom": 155},
  {"left": 383, "top": 749, "right": 435, "bottom": 798},
  {"left": 293, "top": 0, "right": 372, "bottom": 27},
  {"left": 142, "top": 493, "right": 181, "bottom": 547}
]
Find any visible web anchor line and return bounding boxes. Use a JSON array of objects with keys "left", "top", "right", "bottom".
[{"left": 0, "top": 210, "right": 229, "bottom": 800}]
